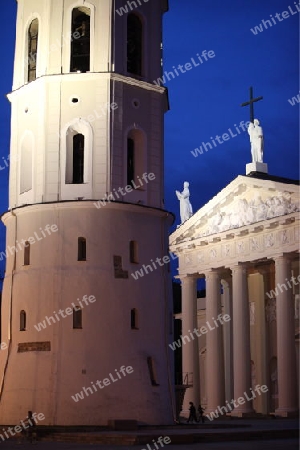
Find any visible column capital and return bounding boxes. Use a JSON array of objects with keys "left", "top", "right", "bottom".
[
  {"left": 179, "top": 275, "right": 197, "bottom": 285},
  {"left": 203, "top": 269, "right": 221, "bottom": 280},
  {"left": 273, "top": 253, "right": 292, "bottom": 265},
  {"left": 229, "top": 262, "right": 249, "bottom": 275}
]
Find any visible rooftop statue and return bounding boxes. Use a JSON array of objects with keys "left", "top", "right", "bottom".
[
  {"left": 248, "top": 118, "right": 264, "bottom": 163},
  {"left": 176, "top": 181, "right": 193, "bottom": 224}
]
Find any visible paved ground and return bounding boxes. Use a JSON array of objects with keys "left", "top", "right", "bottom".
[
  {"left": 3, "top": 439, "right": 299, "bottom": 449},
  {"left": 2, "top": 419, "right": 299, "bottom": 449}
]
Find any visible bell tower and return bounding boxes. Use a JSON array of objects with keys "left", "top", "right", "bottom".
[{"left": 0, "top": 0, "right": 175, "bottom": 425}]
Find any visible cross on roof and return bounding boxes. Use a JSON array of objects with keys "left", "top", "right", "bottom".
[{"left": 241, "top": 87, "right": 263, "bottom": 123}]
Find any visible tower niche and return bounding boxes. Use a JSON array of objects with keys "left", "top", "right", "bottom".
[{"left": 0, "top": 0, "right": 175, "bottom": 426}]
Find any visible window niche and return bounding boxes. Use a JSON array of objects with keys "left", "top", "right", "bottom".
[
  {"left": 129, "top": 240, "right": 138, "bottom": 264},
  {"left": 27, "top": 18, "right": 39, "bottom": 82},
  {"left": 70, "top": 7, "right": 91, "bottom": 72},
  {"left": 20, "top": 310, "right": 26, "bottom": 331},
  {"left": 61, "top": 119, "right": 93, "bottom": 198},
  {"left": 127, "top": 129, "right": 146, "bottom": 188},
  {"left": 127, "top": 137, "right": 135, "bottom": 187},
  {"left": 73, "top": 308, "right": 82, "bottom": 329},
  {"left": 127, "top": 13, "right": 143, "bottom": 76},
  {"left": 78, "top": 237, "right": 86, "bottom": 261},
  {"left": 24, "top": 242, "right": 30, "bottom": 266},
  {"left": 131, "top": 308, "right": 139, "bottom": 330},
  {"left": 20, "top": 135, "right": 33, "bottom": 194}
]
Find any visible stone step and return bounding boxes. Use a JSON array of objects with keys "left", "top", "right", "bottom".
[{"left": 34, "top": 427, "right": 298, "bottom": 445}]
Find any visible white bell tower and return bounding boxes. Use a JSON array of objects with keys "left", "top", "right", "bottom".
[{"left": 0, "top": 0, "right": 175, "bottom": 425}]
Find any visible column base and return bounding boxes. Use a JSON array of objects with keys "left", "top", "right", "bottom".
[
  {"left": 274, "top": 408, "right": 299, "bottom": 418},
  {"left": 230, "top": 409, "right": 255, "bottom": 418}
]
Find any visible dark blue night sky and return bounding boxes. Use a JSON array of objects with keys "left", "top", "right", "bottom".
[{"left": 0, "top": 0, "right": 299, "bottom": 283}]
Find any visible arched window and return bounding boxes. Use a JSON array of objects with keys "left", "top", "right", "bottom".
[
  {"left": 20, "top": 135, "right": 33, "bottom": 194},
  {"left": 20, "top": 310, "right": 26, "bottom": 331},
  {"left": 66, "top": 131, "right": 85, "bottom": 184},
  {"left": 28, "top": 18, "right": 39, "bottom": 82},
  {"left": 129, "top": 240, "right": 138, "bottom": 264},
  {"left": 78, "top": 237, "right": 86, "bottom": 261},
  {"left": 131, "top": 308, "right": 139, "bottom": 329},
  {"left": 24, "top": 242, "right": 30, "bottom": 266},
  {"left": 127, "top": 129, "right": 145, "bottom": 187},
  {"left": 70, "top": 7, "right": 91, "bottom": 72},
  {"left": 73, "top": 307, "right": 82, "bottom": 329},
  {"left": 127, "top": 14, "right": 143, "bottom": 76}
]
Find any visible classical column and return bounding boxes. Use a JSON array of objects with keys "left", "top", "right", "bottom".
[
  {"left": 205, "top": 270, "right": 225, "bottom": 413},
  {"left": 231, "top": 264, "right": 254, "bottom": 415},
  {"left": 181, "top": 276, "right": 200, "bottom": 413},
  {"left": 221, "top": 278, "right": 233, "bottom": 405},
  {"left": 253, "top": 268, "right": 269, "bottom": 415},
  {"left": 274, "top": 255, "right": 298, "bottom": 416}
]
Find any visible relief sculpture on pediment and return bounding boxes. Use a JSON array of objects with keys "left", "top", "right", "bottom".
[{"left": 198, "top": 191, "right": 298, "bottom": 238}]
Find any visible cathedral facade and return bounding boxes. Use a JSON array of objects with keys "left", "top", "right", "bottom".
[{"left": 170, "top": 172, "right": 299, "bottom": 417}]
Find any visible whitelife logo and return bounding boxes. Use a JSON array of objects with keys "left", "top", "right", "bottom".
[
  {"left": 71, "top": 365, "right": 134, "bottom": 402},
  {"left": 206, "top": 385, "right": 269, "bottom": 421},
  {"left": 169, "top": 314, "right": 231, "bottom": 351},
  {"left": 131, "top": 251, "right": 178, "bottom": 280},
  {"left": 288, "top": 91, "right": 300, "bottom": 106},
  {"left": 116, "top": 0, "right": 150, "bottom": 16},
  {"left": 250, "top": 2, "right": 300, "bottom": 35},
  {"left": 191, "top": 121, "right": 250, "bottom": 157},
  {"left": 0, "top": 154, "right": 19, "bottom": 171},
  {"left": 0, "top": 412, "right": 45, "bottom": 442},
  {"left": 0, "top": 224, "right": 58, "bottom": 262},
  {"left": 34, "top": 295, "right": 96, "bottom": 331},
  {"left": 94, "top": 173, "right": 155, "bottom": 209},
  {"left": 153, "top": 50, "right": 215, "bottom": 87}
]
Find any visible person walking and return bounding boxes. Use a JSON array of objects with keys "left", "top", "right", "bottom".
[
  {"left": 187, "top": 401, "right": 198, "bottom": 423},
  {"left": 198, "top": 404, "right": 205, "bottom": 423}
]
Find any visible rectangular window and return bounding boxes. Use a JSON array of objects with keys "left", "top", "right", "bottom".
[
  {"left": 28, "top": 19, "right": 39, "bottom": 82},
  {"left": 147, "top": 356, "right": 159, "bottom": 386},
  {"left": 131, "top": 308, "right": 138, "bottom": 329},
  {"left": 127, "top": 14, "right": 143, "bottom": 76},
  {"left": 24, "top": 242, "right": 30, "bottom": 266},
  {"left": 20, "top": 310, "right": 26, "bottom": 331},
  {"left": 78, "top": 237, "right": 86, "bottom": 261},
  {"left": 70, "top": 8, "right": 91, "bottom": 73},
  {"left": 73, "top": 134, "right": 84, "bottom": 184},
  {"left": 129, "top": 240, "right": 138, "bottom": 264},
  {"left": 73, "top": 308, "right": 82, "bottom": 329},
  {"left": 127, "top": 138, "right": 135, "bottom": 186}
]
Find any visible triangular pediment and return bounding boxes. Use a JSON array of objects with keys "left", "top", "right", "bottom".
[{"left": 170, "top": 175, "right": 299, "bottom": 247}]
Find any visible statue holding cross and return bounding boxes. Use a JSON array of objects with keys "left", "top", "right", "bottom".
[
  {"left": 241, "top": 87, "right": 264, "bottom": 163},
  {"left": 248, "top": 118, "right": 264, "bottom": 163}
]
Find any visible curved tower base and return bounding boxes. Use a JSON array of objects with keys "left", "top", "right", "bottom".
[{"left": 0, "top": 202, "right": 175, "bottom": 425}]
